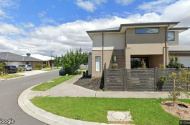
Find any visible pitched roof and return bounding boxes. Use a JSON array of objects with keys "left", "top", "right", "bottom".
[{"left": 0, "top": 52, "right": 43, "bottom": 62}]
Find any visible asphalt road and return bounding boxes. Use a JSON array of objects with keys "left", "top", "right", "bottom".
[{"left": 0, "top": 70, "right": 59, "bottom": 125}]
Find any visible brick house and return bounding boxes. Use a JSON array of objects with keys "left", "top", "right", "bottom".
[{"left": 87, "top": 22, "right": 189, "bottom": 77}]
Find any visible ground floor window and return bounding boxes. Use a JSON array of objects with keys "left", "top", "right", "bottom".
[
  {"left": 131, "top": 57, "right": 149, "bottom": 68},
  {"left": 95, "top": 56, "right": 101, "bottom": 72}
]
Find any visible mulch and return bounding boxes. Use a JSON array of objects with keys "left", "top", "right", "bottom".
[
  {"left": 161, "top": 101, "right": 190, "bottom": 120},
  {"left": 73, "top": 77, "right": 102, "bottom": 91}
]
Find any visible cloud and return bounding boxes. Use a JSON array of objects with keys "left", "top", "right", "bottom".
[
  {"left": 0, "top": 0, "right": 190, "bottom": 57},
  {"left": 76, "top": 0, "right": 96, "bottom": 12},
  {"left": 0, "top": 0, "right": 17, "bottom": 17},
  {"left": 22, "top": 23, "right": 35, "bottom": 28},
  {"left": 76, "top": 0, "right": 107, "bottom": 12},
  {"left": 0, "top": 0, "right": 15, "bottom": 8},
  {"left": 0, "top": 9, "right": 5, "bottom": 16},
  {"left": 161, "top": 0, "right": 190, "bottom": 26},
  {"left": 0, "top": 23, "right": 24, "bottom": 35},
  {"left": 38, "top": 11, "right": 47, "bottom": 18},
  {"left": 115, "top": 0, "right": 135, "bottom": 6},
  {"left": 138, "top": 0, "right": 176, "bottom": 13}
]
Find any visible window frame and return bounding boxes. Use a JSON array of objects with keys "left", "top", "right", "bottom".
[
  {"left": 135, "top": 27, "right": 159, "bottom": 34},
  {"left": 95, "top": 56, "right": 101, "bottom": 72},
  {"left": 167, "top": 31, "right": 175, "bottom": 41}
]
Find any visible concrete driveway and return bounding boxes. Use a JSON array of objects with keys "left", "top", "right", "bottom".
[
  {"left": 16, "top": 70, "right": 48, "bottom": 76},
  {"left": 0, "top": 70, "right": 59, "bottom": 125}
]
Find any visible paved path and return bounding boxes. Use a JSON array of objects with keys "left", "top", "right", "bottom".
[
  {"left": 0, "top": 70, "right": 59, "bottom": 125},
  {"left": 29, "top": 75, "right": 190, "bottom": 99}
]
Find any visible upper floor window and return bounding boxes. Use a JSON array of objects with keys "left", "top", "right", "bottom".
[
  {"left": 168, "top": 31, "right": 175, "bottom": 41},
  {"left": 135, "top": 28, "right": 159, "bottom": 34}
]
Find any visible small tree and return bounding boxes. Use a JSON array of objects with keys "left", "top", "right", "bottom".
[
  {"left": 54, "top": 56, "right": 60, "bottom": 68},
  {"left": 81, "top": 52, "right": 88, "bottom": 64},
  {"left": 61, "top": 48, "right": 86, "bottom": 74},
  {"left": 169, "top": 69, "right": 190, "bottom": 106}
]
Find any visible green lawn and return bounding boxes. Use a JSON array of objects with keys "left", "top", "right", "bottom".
[
  {"left": 0, "top": 74, "right": 23, "bottom": 80},
  {"left": 31, "top": 97, "right": 190, "bottom": 125},
  {"left": 32, "top": 75, "right": 75, "bottom": 91}
]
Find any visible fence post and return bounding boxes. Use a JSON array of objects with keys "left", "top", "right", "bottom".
[
  {"left": 154, "top": 67, "right": 158, "bottom": 91},
  {"left": 104, "top": 63, "right": 107, "bottom": 90},
  {"left": 123, "top": 68, "right": 127, "bottom": 91}
]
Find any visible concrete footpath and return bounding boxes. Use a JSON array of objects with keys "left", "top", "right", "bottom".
[
  {"left": 29, "top": 75, "right": 189, "bottom": 99},
  {"left": 18, "top": 75, "right": 189, "bottom": 125}
]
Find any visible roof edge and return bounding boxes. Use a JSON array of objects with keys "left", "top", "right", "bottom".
[{"left": 87, "top": 22, "right": 180, "bottom": 34}]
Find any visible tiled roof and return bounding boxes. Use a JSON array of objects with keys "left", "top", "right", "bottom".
[{"left": 0, "top": 52, "right": 43, "bottom": 62}]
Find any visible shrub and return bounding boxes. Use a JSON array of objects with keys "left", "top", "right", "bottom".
[
  {"left": 0, "top": 62, "right": 6, "bottom": 75},
  {"left": 159, "top": 64, "right": 165, "bottom": 68},
  {"left": 141, "top": 59, "right": 146, "bottom": 68},
  {"left": 158, "top": 76, "right": 167, "bottom": 85},
  {"left": 166, "top": 56, "right": 182, "bottom": 68},
  {"left": 34, "top": 62, "right": 42, "bottom": 70},
  {"left": 18, "top": 68, "right": 24, "bottom": 72},
  {"left": 157, "top": 76, "right": 167, "bottom": 91},
  {"left": 42, "top": 64, "right": 47, "bottom": 68},
  {"left": 110, "top": 63, "right": 118, "bottom": 69}
]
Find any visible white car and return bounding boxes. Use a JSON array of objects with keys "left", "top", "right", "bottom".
[{"left": 18, "top": 64, "right": 33, "bottom": 71}]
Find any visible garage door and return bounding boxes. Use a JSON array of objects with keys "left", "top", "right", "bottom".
[
  {"left": 178, "top": 57, "right": 190, "bottom": 67},
  {"left": 8, "top": 62, "right": 24, "bottom": 67}
]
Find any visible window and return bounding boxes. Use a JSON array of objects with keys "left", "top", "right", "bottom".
[
  {"left": 135, "top": 28, "right": 159, "bottom": 34},
  {"left": 95, "top": 56, "right": 101, "bottom": 72},
  {"left": 131, "top": 57, "right": 149, "bottom": 68},
  {"left": 168, "top": 31, "right": 175, "bottom": 41},
  {"left": 114, "top": 56, "right": 117, "bottom": 62}
]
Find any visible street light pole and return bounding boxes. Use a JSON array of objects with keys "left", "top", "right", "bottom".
[{"left": 51, "top": 51, "right": 54, "bottom": 69}]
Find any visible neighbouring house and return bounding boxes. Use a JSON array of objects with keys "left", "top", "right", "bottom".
[
  {"left": 0, "top": 52, "right": 43, "bottom": 68},
  {"left": 28, "top": 54, "right": 55, "bottom": 68},
  {"left": 87, "top": 22, "right": 189, "bottom": 77}
]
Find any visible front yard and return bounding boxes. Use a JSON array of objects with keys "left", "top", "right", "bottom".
[
  {"left": 0, "top": 74, "right": 23, "bottom": 80},
  {"left": 31, "top": 97, "right": 189, "bottom": 125}
]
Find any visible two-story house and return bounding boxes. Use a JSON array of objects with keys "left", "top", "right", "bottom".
[{"left": 87, "top": 22, "right": 189, "bottom": 77}]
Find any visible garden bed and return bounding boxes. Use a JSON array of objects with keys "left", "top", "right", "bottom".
[
  {"left": 73, "top": 77, "right": 102, "bottom": 91},
  {"left": 161, "top": 101, "right": 190, "bottom": 120}
]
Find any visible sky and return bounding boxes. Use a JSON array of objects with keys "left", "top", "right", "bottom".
[{"left": 0, "top": 0, "right": 190, "bottom": 57}]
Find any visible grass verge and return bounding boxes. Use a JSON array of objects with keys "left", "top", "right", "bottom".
[
  {"left": 32, "top": 75, "right": 75, "bottom": 91},
  {"left": 0, "top": 74, "right": 23, "bottom": 80},
  {"left": 30, "top": 97, "right": 189, "bottom": 125}
]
